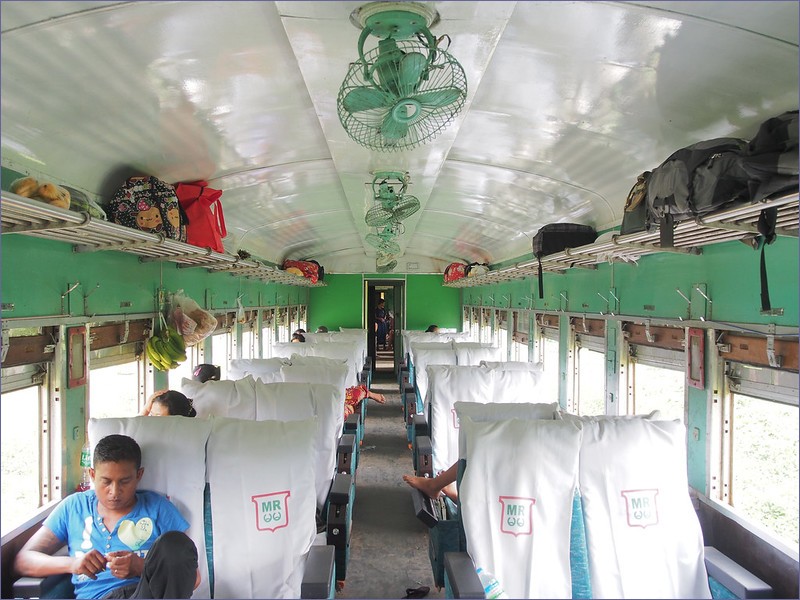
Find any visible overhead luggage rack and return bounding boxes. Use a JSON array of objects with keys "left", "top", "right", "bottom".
[
  {"left": 0, "top": 191, "right": 326, "bottom": 287},
  {"left": 445, "top": 192, "right": 799, "bottom": 288}
]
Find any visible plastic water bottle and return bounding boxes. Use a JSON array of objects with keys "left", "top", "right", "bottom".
[
  {"left": 476, "top": 567, "right": 509, "bottom": 599},
  {"left": 76, "top": 442, "right": 92, "bottom": 492}
]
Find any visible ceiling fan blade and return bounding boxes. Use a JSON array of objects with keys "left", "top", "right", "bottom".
[
  {"left": 392, "top": 195, "right": 420, "bottom": 220},
  {"left": 413, "top": 87, "right": 463, "bottom": 108},
  {"left": 365, "top": 205, "right": 394, "bottom": 227},
  {"left": 342, "top": 87, "right": 393, "bottom": 113},
  {"left": 380, "top": 111, "right": 410, "bottom": 141},
  {"left": 397, "top": 52, "right": 427, "bottom": 93}
]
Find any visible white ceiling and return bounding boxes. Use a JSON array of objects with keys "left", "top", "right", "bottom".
[{"left": 2, "top": 1, "right": 798, "bottom": 273}]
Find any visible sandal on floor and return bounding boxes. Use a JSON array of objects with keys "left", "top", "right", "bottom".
[{"left": 403, "top": 586, "right": 430, "bottom": 599}]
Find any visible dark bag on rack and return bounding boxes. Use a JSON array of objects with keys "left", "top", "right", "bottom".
[
  {"left": 108, "top": 176, "right": 187, "bottom": 241},
  {"left": 443, "top": 262, "right": 468, "bottom": 283},
  {"left": 174, "top": 180, "right": 227, "bottom": 253},
  {"left": 646, "top": 138, "right": 751, "bottom": 248},
  {"left": 306, "top": 259, "right": 324, "bottom": 282},
  {"left": 531, "top": 223, "right": 597, "bottom": 298},
  {"left": 741, "top": 110, "right": 799, "bottom": 202},
  {"left": 619, "top": 171, "right": 653, "bottom": 236}
]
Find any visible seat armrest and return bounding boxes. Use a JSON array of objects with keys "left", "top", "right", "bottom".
[
  {"left": 337, "top": 434, "right": 356, "bottom": 474},
  {"left": 410, "top": 487, "right": 438, "bottom": 528},
  {"left": 415, "top": 435, "right": 433, "bottom": 477},
  {"left": 343, "top": 413, "right": 360, "bottom": 435},
  {"left": 301, "top": 545, "right": 336, "bottom": 599},
  {"left": 413, "top": 414, "right": 429, "bottom": 438},
  {"left": 444, "top": 552, "right": 485, "bottom": 598},
  {"left": 329, "top": 473, "right": 353, "bottom": 505},
  {"left": 13, "top": 573, "right": 74, "bottom": 599},
  {"left": 704, "top": 546, "right": 773, "bottom": 599}
]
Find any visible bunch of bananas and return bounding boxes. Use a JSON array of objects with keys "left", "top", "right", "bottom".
[{"left": 145, "top": 325, "right": 187, "bottom": 371}]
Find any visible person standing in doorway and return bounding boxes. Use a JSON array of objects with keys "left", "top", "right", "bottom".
[{"left": 374, "top": 299, "right": 388, "bottom": 350}]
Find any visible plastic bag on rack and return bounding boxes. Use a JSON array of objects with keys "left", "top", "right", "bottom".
[{"left": 172, "top": 290, "right": 217, "bottom": 346}]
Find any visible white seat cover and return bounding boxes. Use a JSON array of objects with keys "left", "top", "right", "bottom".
[
  {"left": 272, "top": 341, "right": 312, "bottom": 359},
  {"left": 88, "top": 416, "right": 213, "bottom": 600},
  {"left": 460, "top": 417, "right": 583, "bottom": 599},
  {"left": 576, "top": 417, "right": 711, "bottom": 599},
  {"left": 454, "top": 400, "right": 559, "bottom": 459},
  {"left": 279, "top": 361, "right": 348, "bottom": 393},
  {"left": 181, "top": 376, "right": 257, "bottom": 420},
  {"left": 454, "top": 343, "right": 504, "bottom": 366},
  {"left": 426, "top": 365, "right": 495, "bottom": 474},
  {"left": 207, "top": 417, "right": 317, "bottom": 599},
  {"left": 492, "top": 369, "right": 546, "bottom": 402},
  {"left": 308, "top": 341, "right": 360, "bottom": 387},
  {"left": 481, "top": 360, "right": 545, "bottom": 373},
  {"left": 254, "top": 381, "right": 343, "bottom": 509},
  {"left": 301, "top": 332, "right": 332, "bottom": 344},
  {"left": 410, "top": 348, "right": 457, "bottom": 408},
  {"left": 229, "top": 358, "right": 286, "bottom": 382}
]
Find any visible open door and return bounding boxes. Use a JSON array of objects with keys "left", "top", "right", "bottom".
[{"left": 365, "top": 279, "right": 404, "bottom": 378}]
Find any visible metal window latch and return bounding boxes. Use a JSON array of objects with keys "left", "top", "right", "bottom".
[
  {"left": 645, "top": 320, "right": 655, "bottom": 343},
  {"left": 766, "top": 325, "right": 782, "bottom": 368},
  {"left": 1, "top": 329, "right": 9, "bottom": 363}
]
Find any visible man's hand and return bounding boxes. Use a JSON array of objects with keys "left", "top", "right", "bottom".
[
  {"left": 106, "top": 551, "right": 144, "bottom": 579},
  {"left": 72, "top": 549, "right": 107, "bottom": 580}
]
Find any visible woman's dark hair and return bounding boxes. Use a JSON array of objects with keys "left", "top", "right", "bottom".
[
  {"left": 293, "top": 328, "right": 306, "bottom": 335},
  {"left": 193, "top": 363, "right": 221, "bottom": 383},
  {"left": 425, "top": 324, "right": 439, "bottom": 333},
  {"left": 153, "top": 390, "right": 197, "bottom": 418},
  {"left": 292, "top": 333, "right": 306, "bottom": 342},
  {"left": 94, "top": 434, "right": 142, "bottom": 469},
  {"left": 315, "top": 326, "right": 328, "bottom": 333}
]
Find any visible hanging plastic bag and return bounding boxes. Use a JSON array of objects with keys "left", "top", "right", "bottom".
[
  {"left": 236, "top": 296, "right": 247, "bottom": 324},
  {"left": 171, "top": 290, "right": 217, "bottom": 346}
]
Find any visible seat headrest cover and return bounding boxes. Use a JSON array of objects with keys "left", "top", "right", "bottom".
[{"left": 180, "top": 376, "right": 257, "bottom": 420}]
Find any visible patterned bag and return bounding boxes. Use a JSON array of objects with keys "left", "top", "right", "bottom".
[
  {"left": 282, "top": 259, "right": 322, "bottom": 283},
  {"left": 108, "top": 176, "right": 187, "bottom": 241},
  {"left": 444, "top": 262, "right": 468, "bottom": 283}
]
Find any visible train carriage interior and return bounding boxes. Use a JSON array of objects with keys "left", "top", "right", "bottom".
[{"left": 1, "top": 1, "right": 798, "bottom": 599}]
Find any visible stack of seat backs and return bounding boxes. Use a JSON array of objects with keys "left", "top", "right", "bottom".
[
  {"left": 229, "top": 357, "right": 287, "bottom": 382},
  {"left": 279, "top": 356, "right": 349, "bottom": 392},
  {"left": 307, "top": 341, "right": 360, "bottom": 388},
  {"left": 426, "top": 366, "right": 552, "bottom": 473},
  {"left": 453, "top": 343, "right": 504, "bottom": 366},
  {"left": 181, "top": 376, "right": 258, "bottom": 419}
]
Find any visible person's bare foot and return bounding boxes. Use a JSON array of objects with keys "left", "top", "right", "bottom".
[
  {"left": 403, "top": 474, "right": 444, "bottom": 499},
  {"left": 373, "top": 393, "right": 385, "bottom": 403}
]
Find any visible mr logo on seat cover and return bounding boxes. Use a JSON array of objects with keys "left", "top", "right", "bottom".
[
  {"left": 498, "top": 496, "right": 535, "bottom": 536},
  {"left": 251, "top": 491, "right": 291, "bottom": 532}
]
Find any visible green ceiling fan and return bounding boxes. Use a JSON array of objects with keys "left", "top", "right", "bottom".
[
  {"left": 338, "top": 2, "right": 467, "bottom": 151},
  {"left": 364, "top": 171, "right": 420, "bottom": 227}
]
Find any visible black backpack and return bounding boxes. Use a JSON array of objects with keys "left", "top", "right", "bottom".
[
  {"left": 531, "top": 223, "right": 597, "bottom": 298},
  {"left": 741, "top": 109, "right": 799, "bottom": 202},
  {"left": 646, "top": 138, "right": 751, "bottom": 247}
]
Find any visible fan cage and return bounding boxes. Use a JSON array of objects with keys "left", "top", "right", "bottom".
[{"left": 338, "top": 39, "right": 467, "bottom": 152}]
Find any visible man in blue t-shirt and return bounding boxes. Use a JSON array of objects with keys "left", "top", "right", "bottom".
[{"left": 15, "top": 434, "right": 199, "bottom": 599}]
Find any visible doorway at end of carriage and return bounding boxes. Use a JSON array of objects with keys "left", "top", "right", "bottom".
[{"left": 364, "top": 279, "right": 405, "bottom": 377}]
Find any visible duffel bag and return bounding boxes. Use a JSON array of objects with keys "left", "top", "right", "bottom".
[
  {"left": 646, "top": 137, "right": 750, "bottom": 247},
  {"left": 283, "top": 259, "right": 320, "bottom": 283},
  {"left": 531, "top": 223, "right": 597, "bottom": 298},
  {"left": 741, "top": 110, "right": 799, "bottom": 202}
]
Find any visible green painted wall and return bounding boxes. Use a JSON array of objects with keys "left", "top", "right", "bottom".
[
  {"left": 307, "top": 274, "right": 364, "bottom": 330},
  {"left": 462, "top": 237, "right": 798, "bottom": 326},
  {"left": 406, "top": 275, "right": 461, "bottom": 330},
  {"left": 307, "top": 274, "right": 462, "bottom": 332}
]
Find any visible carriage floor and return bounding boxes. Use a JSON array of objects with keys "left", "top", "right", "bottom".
[{"left": 337, "top": 362, "right": 443, "bottom": 599}]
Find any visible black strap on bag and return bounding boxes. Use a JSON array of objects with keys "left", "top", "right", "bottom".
[
  {"left": 538, "top": 255, "right": 544, "bottom": 299},
  {"left": 757, "top": 207, "right": 779, "bottom": 312}
]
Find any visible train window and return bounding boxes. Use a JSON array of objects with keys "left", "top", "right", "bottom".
[
  {"left": 0, "top": 379, "right": 49, "bottom": 536},
  {"left": 539, "top": 327, "right": 559, "bottom": 404},
  {"left": 277, "top": 308, "right": 290, "bottom": 342},
  {"left": 725, "top": 364, "right": 799, "bottom": 546},
  {"left": 89, "top": 342, "right": 142, "bottom": 418},
  {"left": 462, "top": 306, "right": 470, "bottom": 333},
  {"left": 298, "top": 305, "right": 308, "bottom": 333},
  {"left": 168, "top": 343, "right": 202, "bottom": 389},
  {"left": 262, "top": 309, "right": 276, "bottom": 357},
  {"left": 511, "top": 311, "right": 529, "bottom": 362},
  {"left": 576, "top": 345, "right": 605, "bottom": 416},
  {"left": 211, "top": 330, "right": 231, "bottom": 380},
  {"left": 494, "top": 309, "right": 509, "bottom": 357},
  {"left": 480, "top": 308, "right": 492, "bottom": 344},
  {"left": 628, "top": 346, "right": 686, "bottom": 421}
]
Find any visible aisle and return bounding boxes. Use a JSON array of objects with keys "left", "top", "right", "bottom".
[{"left": 337, "top": 369, "right": 443, "bottom": 599}]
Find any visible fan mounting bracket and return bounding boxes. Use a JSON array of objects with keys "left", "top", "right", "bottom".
[{"left": 350, "top": 2, "right": 440, "bottom": 39}]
